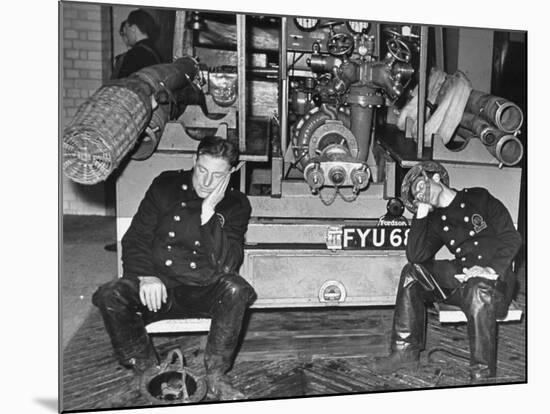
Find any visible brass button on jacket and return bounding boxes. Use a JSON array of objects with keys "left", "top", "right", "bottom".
[
  {"left": 406, "top": 187, "right": 521, "bottom": 276},
  {"left": 120, "top": 169, "right": 252, "bottom": 288}
]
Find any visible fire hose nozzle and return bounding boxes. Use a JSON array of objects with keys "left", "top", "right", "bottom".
[
  {"left": 466, "top": 90, "right": 524, "bottom": 133},
  {"left": 328, "top": 166, "right": 347, "bottom": 186},
  {"left": 492, "top": 134, "right": 524, "bottom": 166},
  {"left": 305, "top": 162, "right": 325, "bottom": 193},
  {"left": 350, "top": 165, "right": 371, "bottom": 191}
]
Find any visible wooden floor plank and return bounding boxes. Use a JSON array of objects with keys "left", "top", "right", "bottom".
[{"left": 62, "top": 303, "right": 526, "bottom": 411}]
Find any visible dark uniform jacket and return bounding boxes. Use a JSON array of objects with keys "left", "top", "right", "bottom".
[
  {"left": 121, "top": 169, "right": 252, "bottom": 289},
  {"left": 115, "top": 38, "right": 161, "bottom": 79},
  {"left": 407, "top": 187, "right": 522, "bottom": 281}
]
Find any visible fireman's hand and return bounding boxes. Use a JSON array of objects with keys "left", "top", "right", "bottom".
[
  {"left": 462, "top": 266, "right": 499, "bottom": 281},
  {"left": 201, "top": 172, "right": 231, "bottom": 224},
  {"left": 415, "top": 202, "right": 432, "bottom": 219},
  {"left": 138, "top": 276, "right": 167, "bottom": 312}
]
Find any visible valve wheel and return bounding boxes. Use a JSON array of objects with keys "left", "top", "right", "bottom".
[
  {"left": 327, "top": 32, "right": 354, "bottom": 56},
  {"left": 317, "top": 73, "right": 332, "bottom": 86},
  {"left": 386, "top": 38, "right": 411, "bottom": 62}
]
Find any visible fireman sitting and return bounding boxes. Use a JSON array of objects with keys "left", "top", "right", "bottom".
[{"left": 372, "top": 161, "right": 521, "bottom": 382}]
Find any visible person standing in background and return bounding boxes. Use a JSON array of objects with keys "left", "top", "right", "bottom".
[
  {"left": 105, "top": 9, "right": 165, "bottom": 253},
  {"left": 111, "top": 20, "right": 130, "bottom": 80},
  {"left": 114, "top": 8, "right": 162, "bottom": 79}
]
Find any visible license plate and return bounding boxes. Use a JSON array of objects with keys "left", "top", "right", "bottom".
[{"left": 326, "top": 226, "right": 410, "bottom": 250}]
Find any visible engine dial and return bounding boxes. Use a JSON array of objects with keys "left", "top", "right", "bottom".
[
  {"left": 294, "top": 17, "right": 320, "bottom": 31},
  {"left": 346, "top": 20, "right": 370, "bottom": 34}
]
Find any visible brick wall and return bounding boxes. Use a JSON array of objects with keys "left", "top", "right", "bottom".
[{"left": 62, "top": 2, "right": 114, "bottom": 215}]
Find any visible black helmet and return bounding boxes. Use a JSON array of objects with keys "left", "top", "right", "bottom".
[{"left": 400, "top": 161, "right": 449, "bottom": 213}]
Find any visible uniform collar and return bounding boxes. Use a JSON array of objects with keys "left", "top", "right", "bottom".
[
  {"left": 134, "top": 38, "right": 154, "bottom": 47},
  {"left": 437, "top": 188, "right": 463, "bottom": 212}
]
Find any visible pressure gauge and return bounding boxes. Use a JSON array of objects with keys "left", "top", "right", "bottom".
[
  {"left": 346, "top": 20, "right": 370, "bottom": 34},
  {"left": 294, "top": 17, "right": 320, "bottom": 31}
]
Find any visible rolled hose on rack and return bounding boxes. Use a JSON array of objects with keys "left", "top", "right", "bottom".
[{"left": 63, "top": 57, "right": 199, "bottom": 184}]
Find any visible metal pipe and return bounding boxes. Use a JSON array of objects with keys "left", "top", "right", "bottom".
[
  {"left": 350, "top": 103, "right": 374, "bottom": 162},
  {"left": 279, "top": 17, "right": 288, "bottom": 165},
  {"left": 457, "top": 113, "right": 523, "bottom": 166},
  {"left": 320, "top": 103, "right": 338, "bottom": 120},
  {"left": 237, "top": 14, "right": 247, "bottom": 154},
  {"left": 460, "top": 112, "right": 504, "bottom": 146},
  {"left": 490, "top": 134, "right": 524, "bottom": 166},
  {"left": 434, "top": 26, "right": 445, "bottom": 70},
  {"left": 172, "top": 10, "right": 187, "bottom": 60},
  {"left": 246, "top": 67, "right": 279, "bottom": 78},
  {"left": 345, "top": 83, "right": 379, "bottom": 163},
  {"left": 368, "top": 61, "right": 405, "bottom": 101},
  {"left": 417, "top": 25, "right": 429, "bottom": 158},
  {"left": 465, "top": 89, "right": 523, "bottom": 133}
]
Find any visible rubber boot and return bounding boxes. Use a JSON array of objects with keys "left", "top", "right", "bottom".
[
  {"left": 202, "top": 274, "right": 255, "bottom": 400},
  {"left": 92, "top": 278, "right": 161, "bottom": 372},
  {"left": 206, "top": 371, "right": 245, "bottom": 401},
  {"left": 372, "top": 264, "right": 427, "bottom": 374},
  {"left": 372, "top": 348, "right": 420, "bottom": 374},
  {"left": 204, "top": 354, "right": 245, "bottom": 400},
  {"left": 461, "top": 278, "right": 499, "bottom": 383}
]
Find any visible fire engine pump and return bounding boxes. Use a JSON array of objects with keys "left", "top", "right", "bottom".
[
  {"left": 62, "top": 11, "right": 525, "bottom": 310},
  {"left": 287, "top": 24, "right": 416, "bottom": 203}
]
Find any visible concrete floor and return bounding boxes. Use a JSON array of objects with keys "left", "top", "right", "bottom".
[{"left": 61, "top": 215, "right": 117, "bottom": 349}]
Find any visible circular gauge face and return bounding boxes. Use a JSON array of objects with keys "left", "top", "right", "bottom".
[
  {"left": 294, "top": 17, "right": 320, "bottom": 31},
  {"left": 346, "top": 20, "right": 370, "bottom": 34}
]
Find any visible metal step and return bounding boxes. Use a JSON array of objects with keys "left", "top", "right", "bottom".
[
  {"left": 249, "top": 183, "right": 388, "bottom": 219},
  {"left": 246, "top": 217, "right": 380, "bottom": 244}
]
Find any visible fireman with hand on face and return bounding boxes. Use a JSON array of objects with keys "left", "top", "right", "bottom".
[
  {"left": 93, "top": 136, "right": 255, "bottom": 401},
  {"left": 372, "top": 161, "right": 521, "bottom": 382}
]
